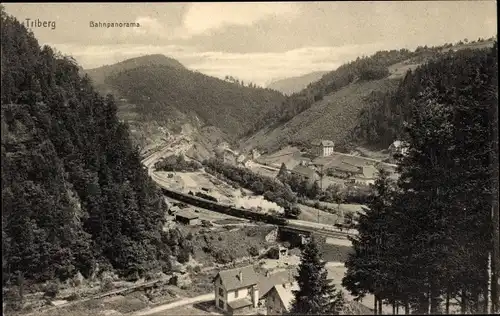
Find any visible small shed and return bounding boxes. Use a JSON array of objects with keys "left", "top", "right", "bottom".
[{"left": 175, "top": 209, "right": 200, "bottom": 225}]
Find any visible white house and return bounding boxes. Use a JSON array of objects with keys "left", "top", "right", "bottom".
[
  {"left": 389, "top": 140, "right": 409, "bottom": 157},
  {"left": 213, "top": 266, "right": 259, "bottom": 315},
  {"left": 311, "top": 140, "right": 335, "bottom": 157}
]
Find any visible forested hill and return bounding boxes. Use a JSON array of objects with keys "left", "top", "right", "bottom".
[
  {"left": 86, "top": 54, "right": 185, "bottom": 88},
  {"left": 1, "top": 8, "right": 181, "bottom": 288},
  {"left": 350, "top": 44, "right": 498, "bottom": 148},
  {"left": 241, "top": 39, "right": 496, "bottom": 153},
  {"left": 95, "top": 63, "right": 286, "bottom": 138}
]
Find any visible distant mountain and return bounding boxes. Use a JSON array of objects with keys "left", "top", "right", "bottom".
[
  {"left": 85, "top": 55, "right": 286, "bottom": 157},
  {"left": 267, "top": 71, "right": 329, "bottom": 95},
  {"left": 86, "top": 54, "right": 185, "bottom": 87}
]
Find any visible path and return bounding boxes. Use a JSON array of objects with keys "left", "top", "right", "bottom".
[{"left": 133, "top": 293, "right": 215, "bottom": 316}]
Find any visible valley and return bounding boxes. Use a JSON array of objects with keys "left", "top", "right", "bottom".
[{"left": 1, "top": 3, "right": 498, "bottom": 316}]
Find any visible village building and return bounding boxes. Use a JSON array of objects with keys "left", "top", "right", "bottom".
[
  {"left": 349, "top": 165, "right": 379, "bottom": 186},
  {"left": 311, "top": 140, "right": 335, "bottom": 157},
  {"left": 168, "top": 205, "right": 181, "bottom": 215},
  {"left": 389, "top": 140, "right": 409, "bottom": 157},
  {"left": 174, "top": 209, "right": 200, "bottom": 225},
  {"left": 213, "top": 266, "right": 260, "bottom": 315},
  {"left": 251, "top": 149, "right": 261, "bottom": 160},
  {"left": 213, "top": 266, "right": 298, "bottom": 315},
  {"left": 290, "top": 165, "right": 319, "bottom": 182},
  {"left": 265, "top": 281, "right": 299, "bottom": 315}
]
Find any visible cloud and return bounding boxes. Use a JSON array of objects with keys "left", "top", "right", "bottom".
[{"left": 179, "top": 2, "right": 300, "bottom": 36}]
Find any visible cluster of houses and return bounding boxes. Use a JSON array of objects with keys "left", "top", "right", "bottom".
[
  {"left": 212, "top": 263, "right": 372, "bottom": 315},
  {"left": 272, "top": 140, "right": 383, "bottom": 186},
  {"left": 216, "top": 139, "right": 405, "bottom": 187}
]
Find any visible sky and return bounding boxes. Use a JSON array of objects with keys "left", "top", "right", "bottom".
[{"left": 3, "top": 2, "right": 497, "bottom": 86}]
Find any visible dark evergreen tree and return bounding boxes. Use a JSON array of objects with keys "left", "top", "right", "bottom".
[{"left": 290, "top": 237, "right": 345, "bottom": 315}]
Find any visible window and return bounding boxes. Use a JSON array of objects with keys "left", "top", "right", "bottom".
[
  {"left": 234, "top": 289, "right": 239, "bottom": 298},
  {"left": 219, "top": 287, "right": 224, "bottom": 296},
  {"left": 218, "top": 299, "right": 224, "bottom": 309}
]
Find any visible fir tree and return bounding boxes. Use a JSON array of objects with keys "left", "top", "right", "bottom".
[{"left": 290, "top": 236, "right": 345, "bottom": 315}]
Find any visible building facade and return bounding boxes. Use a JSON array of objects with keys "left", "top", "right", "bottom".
[
  {"left": 214, "top": 266, "right": 260, "bottom": 315},
  {"left": 265, "top": 282, "right": 299, "bottom": 315},
  {"left": 312, "top": 140, "right": 335, "bottom": 157}
]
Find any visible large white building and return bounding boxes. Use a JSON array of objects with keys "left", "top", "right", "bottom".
[{"left": 311, "top": 140, "right": 335, "bottom": 157}]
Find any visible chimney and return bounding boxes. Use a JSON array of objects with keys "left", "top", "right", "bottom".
[{"left": 238, "top": 270, "right": 243, "bottom": 282}]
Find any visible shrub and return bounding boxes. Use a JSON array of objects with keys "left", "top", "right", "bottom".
[
  {"left": 193, "top": 266, "right": 201, "bottom": 273},
  {"left": 214, "top": 249, "right": 234, "bottom": 264},
  {"left": 65, "top": 292, "right": 80, "bottom": 301},
  {"left": 247, "top": 246, "right": 260, "bottom": 257},
  {"left": 177, "top": 248, "right": 191, "bottom": 264},
  {"left": 43, "top": 282, "right": 59, "bottom": 299},
  {"left": 101, "top": 278, "right": 114, "bottom": 292}
]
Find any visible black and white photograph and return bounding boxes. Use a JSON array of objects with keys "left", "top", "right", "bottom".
[{"left": 1, "top": 2, "right": 498, "bottom": 315}]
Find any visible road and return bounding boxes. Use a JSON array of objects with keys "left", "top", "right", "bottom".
[{"left": 133, "top": 293, "right": 215, "bottom": 316}]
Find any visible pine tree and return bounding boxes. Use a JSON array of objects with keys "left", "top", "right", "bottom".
[
  {"left": 343, "top": 167, "right": 397, "bottom": 313},
  {"left": 290, "top": 236, "right": 345, "bottom": 315},
  {"left": 277, "top": 162, "right": 288, "bottom": 180}
]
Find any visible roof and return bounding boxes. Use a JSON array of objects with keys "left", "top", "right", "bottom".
[
  {"left": 312, "top": 140, "right": 335, "bottom": 147},
  {"left": 169, "top": 206, "right": 181, "bottom": 213},
  {"left": 272, "top": 282, "right": 300, "bottom": 311},
  {"left": 333, "top": 163, "right": 361, "bottom": 174},
  {"left": 390, "top": 140, "right": 409, "bottom": 149},
  {"left": 228, "top": 298, "right": 253, "bottom": 310},
  {"left": 215, "top": 265, "right": 259, "bottom": 291},
  {"left": 291, "top": 165, "right": 317, "bottom": 179},
  {"left": 362, "top": 165, "right": 378, "bottom": 179},
  {"left": 258, "top": 269, "right": 297, "bottom": 299},
  {"left": 175, "top": 209, "right": 199, "bottom": 220}
]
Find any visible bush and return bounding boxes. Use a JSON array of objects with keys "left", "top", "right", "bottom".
[
  {"left": 101, "top": 278, "right": 114, "bottom": 292},
  {"left": 284, "top": 205, "right": 301, "bottom": 219},
  {"left": 193, "top": 266, "right": 201, "bottom": 273},
  {"left": 65, "top": 292, "right": 80, "bottom": 301},
  {"left": 214, "top": 249, "right": 234, "bottom": 264},
  {"left": 177, "top": 248, "right": 191, "bottom": 264},
  {"left": 247, "top": 246, "right": 260, "bottom": 257},
  {"left": 43, "top": 282, "right": 59, "bottom": 299}
]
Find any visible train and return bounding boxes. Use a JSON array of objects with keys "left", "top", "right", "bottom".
[{"left": 161, "top": 188, "right": 288, "bottom": 226}]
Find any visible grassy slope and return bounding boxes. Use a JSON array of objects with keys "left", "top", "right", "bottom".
[
  {"left": 242, "top": 39, "right": 496, "bottom": 154},
  {"left": 242, "top": 77, "right": 400, "bottom": 152}
]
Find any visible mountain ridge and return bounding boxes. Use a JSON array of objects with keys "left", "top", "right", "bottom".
[{"left": 267, "top": 71, "right": 329, "bottom": 95}]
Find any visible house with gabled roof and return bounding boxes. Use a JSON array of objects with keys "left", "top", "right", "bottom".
[
  {"left": 290, "top": 165, "right": 319, "bottom": 182},
  {"left": 311, "top": 139, "right": 335, "bottom": 157},
  {"left": 213, "top": 265, "right": 260, "bottom": 314}
]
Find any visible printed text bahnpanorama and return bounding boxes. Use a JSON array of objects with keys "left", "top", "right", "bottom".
[{"left": 89, "top": 21, "right": 141, "bottom": 28}]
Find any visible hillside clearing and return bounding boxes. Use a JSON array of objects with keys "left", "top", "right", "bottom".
[{"left": 241, "top": 78, "right": 400, "bottom": 153}]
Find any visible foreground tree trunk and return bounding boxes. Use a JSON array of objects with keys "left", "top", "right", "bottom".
[
  {"left": 374, "top": 295, "right": 378, "bottom": 315},
  {"left": 378, "top": 298, "right": 383, "bottom": 315},
  {"left": 445, "top": 288, "right": 450, "bottom": 314},
  {"left": 461, "top": 290, "right": 467, "bottom": 314}
]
